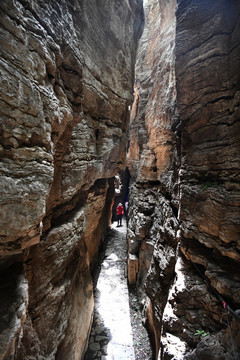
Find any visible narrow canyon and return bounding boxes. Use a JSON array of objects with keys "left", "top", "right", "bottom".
[{"left": 0, "top": 0, "right": 239, "bottom": 359}]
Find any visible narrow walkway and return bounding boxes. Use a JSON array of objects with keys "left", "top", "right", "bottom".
[{"left": 84, "top": 220, "right": 135, "bottom": 360}]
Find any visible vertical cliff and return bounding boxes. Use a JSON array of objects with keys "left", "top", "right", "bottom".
[
  {"left": 172, "top": 1, "right": 240, "bottom": 359},
  {"left": 1, "top": 0, "right": 239, "bottom": 358},
  {"left": 127, "top": 0, "right": 179, "bottom": 355},
  {"left": 127, "top": 0, "right": 240, "bottom": 359},
  {"left": 0, "top": 1, "right": 144, "bottom": 359}
]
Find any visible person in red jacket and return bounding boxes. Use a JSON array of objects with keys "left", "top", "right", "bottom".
[{"left": 116, "top": 203, "right": 124, "bottom": 227}]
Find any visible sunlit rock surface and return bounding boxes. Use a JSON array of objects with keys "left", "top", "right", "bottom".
[
  {"left": 127, "top": 0, "right": 240, "bottom": 359},
  {"left": 0, "top": 0, "right": 143, "bottom": 358}
]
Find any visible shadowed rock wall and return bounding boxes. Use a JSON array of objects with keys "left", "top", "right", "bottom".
[
  {"left": 127, "top": 0, "right": 240, "bottom": 359},
  {"left": 0, "top": 0, "right": 143, "bottom": 358},
  {"left": 127, "top": 0, "right": 178, "bottom": 356},
  {"left": 172, "top": 1, "right": 240, "bottom": 359}
]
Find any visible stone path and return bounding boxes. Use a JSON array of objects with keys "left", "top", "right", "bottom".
[{"left": 84, "top": 220, "right": 135, "bottom": 360}]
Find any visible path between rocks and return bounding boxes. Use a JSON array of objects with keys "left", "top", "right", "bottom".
[{"left": 84, "top": 220, "right": 135, "bottom": 360}]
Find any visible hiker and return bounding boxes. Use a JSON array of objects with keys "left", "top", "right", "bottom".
[{"left": 116, "top": 202, "right": 124, "bottom": 227}]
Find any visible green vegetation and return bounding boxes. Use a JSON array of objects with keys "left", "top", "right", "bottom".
[{"left": 194, "top": 329, "right": 210, "bottom": 337}]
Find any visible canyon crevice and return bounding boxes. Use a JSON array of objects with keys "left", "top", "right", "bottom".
[{"left": 0, "top": 0, "right": 240, "bottom": 359}]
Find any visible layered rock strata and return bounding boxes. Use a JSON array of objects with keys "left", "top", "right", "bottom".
[
  {"left": 127, "top": 0, "right": 178, "bottom": 355},
  {"left": 0, "top": 1, "right": 143, "bottom": 358},
  {"left": 127, "top": 0, "right": 240, "bottom": 359}
]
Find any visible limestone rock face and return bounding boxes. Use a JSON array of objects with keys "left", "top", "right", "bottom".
[
  {"left": 127, "top": 0, "right": 179, "bottom": 354},
  {"left": 0, "top": 0, "right": 143, "bottom": 358},
  {"left": 127, "top": 0, "right": 240, "bottom": 359},
  {"left": 171, "top": 1, "right": 240, "bottom": 359}
]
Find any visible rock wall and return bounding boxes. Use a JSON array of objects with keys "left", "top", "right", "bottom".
[
  {"left": 127, "top": 0, "right": 240, "bottom": 359},
  {"left": 127, "top": 0, "right": 178, "bottom": 355},
  {"left": 172, "top": 1, "right": 240, "bottom": 359},
  {"left": 0, "top": 1, "right": 143, "bottom": 359}
]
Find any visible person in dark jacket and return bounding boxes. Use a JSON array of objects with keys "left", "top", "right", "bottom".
[{"left": 116, "top": 203, "right": 124, "bottom": 227}]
